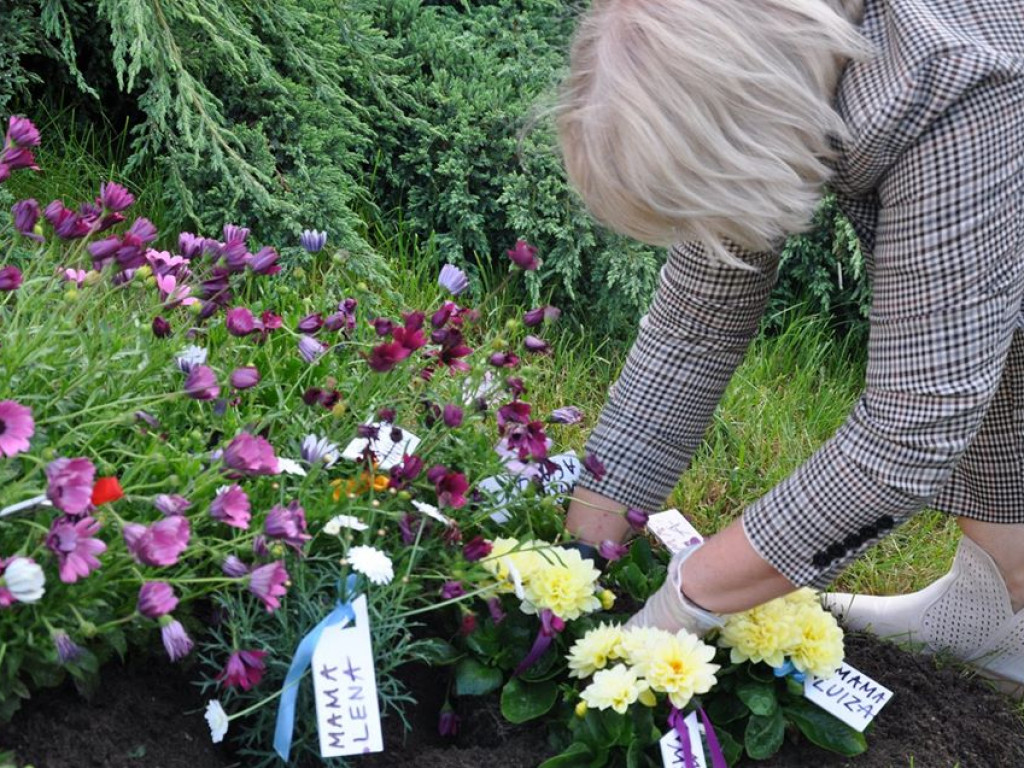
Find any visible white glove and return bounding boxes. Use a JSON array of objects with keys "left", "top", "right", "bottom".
[{"left": 625, "top": 544, "right": 725, "bottom": 636}]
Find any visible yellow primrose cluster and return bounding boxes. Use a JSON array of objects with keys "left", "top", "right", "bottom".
[
  {"left": 482, "top": 537, "right": 602, "bottom": 621},
  {"left": 567, "top": 623, "right": 719, "bottom": 712},
  {"left": 718, "top": 588, "right": 844, "bottom": 679}
]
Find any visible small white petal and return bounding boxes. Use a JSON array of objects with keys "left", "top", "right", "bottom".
[
  {"left": 277, "top": 457, "right": 307, "bottom": 476},
  {"left": 324, "top": 515, "right": 368, "bottom": 536},
  {"left": 205, "top": 700, "right": 229, "bottom": 744},
  {"left": 411, "top": 499, "right": 452, "bottom": 526},
  {"left": 348, "top": 545, "right": 394, "bottom": 586},
  {"left": 4, "top": 558, "right": 45, "bottom": 603}
]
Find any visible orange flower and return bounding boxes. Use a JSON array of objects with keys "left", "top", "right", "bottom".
[
  {"left": 91, "top": 476, "right": 124, "bottom": 505},
  {"left": 331, "top": 469, "right": 390, "bottom": 501}
]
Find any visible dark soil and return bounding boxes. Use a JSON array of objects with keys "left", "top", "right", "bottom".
[{"left": 2, "top": 634, "right": 1021, "bottom": 768}]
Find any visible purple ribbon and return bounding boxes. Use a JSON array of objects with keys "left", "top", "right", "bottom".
[
  {"left": 513, "top": 608, "right": 564, "bottom": 676},
  {"left": 669, "top": 706, "right": 728, "bottom": 768}
]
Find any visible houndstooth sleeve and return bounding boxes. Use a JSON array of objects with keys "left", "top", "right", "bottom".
[
  {"left": 743, "top": 61, "right": 1024, "bottom": 589},
  {"left": 578, "top": 241, "right": 779, "bottom": 512}
]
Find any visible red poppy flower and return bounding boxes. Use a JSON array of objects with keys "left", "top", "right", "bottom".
[{"left": 91, "top": 476, "right": 124, "bottom": 506}]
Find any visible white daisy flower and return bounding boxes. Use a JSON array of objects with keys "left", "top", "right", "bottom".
[
  {"left": 324, "top": 515, "right": 369, "bottom": 536},
  {"left": 411, "top": 499, "right": 452, "bottom": 526},
  {"left": 301, "top": 434, "right": 339, "bottom": 467},
  {"left": 276, "top": 457, "right": 307, "bottom": 476},
  {"left": 205, "top": 700, "right": 229, "bottom": 743},
  {"left": 176, "top": 345, "right": 208, "bottom": 373},
  {"left": 348, "top": 545, "right": 394, "bottom": 585},
  {"left": 3, "top": 557, "right": 45, "bottom": 603}
]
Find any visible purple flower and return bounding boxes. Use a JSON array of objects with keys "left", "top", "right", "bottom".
[
  {"left": 176, "top": 344, "right": 208, "bottom": 373},
  {"left": 549, "top": 406, "right": 583, "bottom": 425},
  {"left": 487, "top": 597, "right": 507, "bottom": 625},
  {"left": 583, "top": 453, "right": 606, "bottom": 482},
  {"left": 398, "top": 513, "right": 420, "bottom": 545},
  {"left": 497, "top": 401, "right": 532, "bottom": 430},
  {"left": 6, "top": 116, "right": 40, "bottom": 148},
  {"left": 230, "top": 366, "right": 260, "bottom": 390},
  {"left": 154, "top": 494, "right": 191, "bottom": 516},
  {"left": 438, "top": 264, "right": 469, "bottom": 296},
  {"left": 218, "top": 650, "right": 268, "bottom": 691},
  {"left": 462, "top": 536, "right": 492, "bottom": 562},
  {"left": 506, "top": 239, "right": 539, "bottom": 270},
  {"left": 45, "top": 457, "right": 96, "bottom": 515},
  {"left": 184, "top": 365, "right": 220, "bottom": 400},
  {"left": 0, "top": 266, "right": 22, "bottom": 292},
  {"left": 123, "top": 516, "right": 190, "bottom": 567},
  {"left": 0, "top": 400, "right": 33, "bottom": 458},
  {"left": 598, "top": 540, "right": 629, "bottom": 562},
  {"left": 300, "top": 434, "right": 338, "bottom": 466},
  {"left": 225, "top": 307, "right": 257, "bottom": 336},
  {"left": 44, "top": 201, "right": 90, "bottom": 240},
  {"left": 52, "top": 630, "right": 85, "bottom": 665},
  {"left": 12, "top": 199, "right": 43, "bottom": 242},
  {"left": 438, "top": 705, "right": 460, "bottom": 738},
  {"left": 298, "top": 334, "right": 326, "bottom": 364},
  {"left": 488, "top": 351, "right": 520, "bottom": 368},
  {"left": 159, "top": 616, "right": 193, "bottom": 661},
  {"left": 46, "top": 516, "right": 107, "bottom": 583},
  {"left": 264, "top": 501, "right": 311, "bottom": 552},
  {"left": 223, "top": 224, "right": 250, "bottom": 244},
  {"left": 152, "top": 316, "right": 172, "bottom": 338},
  {"left": 625, "top": 508, "right": 649, "bottom": 531},
  {"left": 249, "top": 246, "right": 280, "bottom": 275},
  {"left": 210, "top": 485, "right": 252, "bottom": 529},
  {"left": 300, "top": 229, "right": 327, "bottom": 253},
  {"left": 297, "top": 312, "right": 324, "bottom": 334},
  {"left": 428, "top": 465, "right": 469, "bottom": 509},
  {"left": 441, "top": 581, "right": 465, "bottom": 600},
  {"left": 223, "top": 432, "right": 279, "bottom": 475},
  {"left": 366, "top": 340, "right": 411, "bottom": 372},
  {"left": 99, "top": 182, "right": 134, "bottom": 212},
  {"left": 442, "top": 404, "right": 464, "bottom": 428},
  {"left": 388, "top": 454, "right": 424, "bottom": 490},
  {"left": 137, "top": 581, "right": 179, "bottom": 618},
  {"left": 222, "top": 555, "right": 251, "bottom": 577},
  {"left": 523, "top": 335, "right": 551, "bottom": 354},
  {"left": 249, "top": 561, "right": 289, "bottom": 612}
]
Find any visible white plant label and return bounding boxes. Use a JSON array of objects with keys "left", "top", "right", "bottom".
[
  {"left": 659, "top": 711, "right": 706, "bottom": 768},
  {"left": 804, "top": 662, "right": 893, "bottom": 732},
  {"left": 479, "top": 451, "right": 581, "bottom": 523},
  {"left": 647, "top": 509, "right": 704, "bottom": 554},
  {"left": 0, "top": 494, "right": 50, "bottom": 519},
  {"left": 312, "top": 595, "right": 383, "bottom": 756},
  {"left": 341, "top": 422, "right": 421, "bottom": 471}
]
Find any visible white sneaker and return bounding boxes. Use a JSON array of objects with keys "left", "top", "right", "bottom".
[{"left": 824, "top": 536, "right": 1024, "bottom": 698}]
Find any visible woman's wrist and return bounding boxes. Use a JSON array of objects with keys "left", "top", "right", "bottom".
[{"left": 565, "top": 486, "right": 631, "bottom": 546}]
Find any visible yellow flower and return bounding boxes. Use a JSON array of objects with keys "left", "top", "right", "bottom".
[
  {"left": 567, "top": 623, "right": 627, "bottom": 678},
  {"left": 599, "top": 589, "right": 617, "bottom": 611},
  {"left": 481, "top": 537, "right": 545, "bottom": 594},
  {"left": 521, "top": 547, "right": 601, "bottom": 620},
  {"left": 788, "top": 604, "right": 845, "bottom": 679},
  {"left": 580, "top": 664, "right": 650, "bottom": 714},
  {"left": 619, "top": 626, "right": 672, "bottom": 667},
  {"left": 720, "top": 599, "right": 799, "bottom": 668},
  {"left": 783, "top": 587, "right": 821, "bottom": 609},
  {"left": 631, "top": 631, "right": 719, "bottom": 710},
  {"left": 574, "top": 700, "right": 588, "bottom": 718}
]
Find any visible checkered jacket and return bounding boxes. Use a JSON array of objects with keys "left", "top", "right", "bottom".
[{"left": 579, "top": 0, "right": 1024, "bottom": 588}]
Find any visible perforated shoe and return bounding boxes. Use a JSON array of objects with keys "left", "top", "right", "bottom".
[{"left": 824, "top": 536, "right": 1024, "bottom": 698}]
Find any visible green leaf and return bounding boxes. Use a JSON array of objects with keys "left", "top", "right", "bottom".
[
  {"left": 706, "top": 694, "right": 750, "bottom": 724},
  {"left": 500, "top": 678, "right": 557, "bottom": 724},
  {"left": 714, "top": 727, "right": 744, "bottom": 766},
  {"left": 784, "top": 699, "right": 868, "bottom": 757},
  {"left": 744, "top": 708, "right": 785, "bottom": 760},
  {"left": 414, "top": 638, "right": 461, "bottom": 666},
  {"left": 626, "top": 738, "right": 644, "bottom": 768},
  {"left": 538, "top": 742, "right": 592, "bottom": 768},
  {"left": 454, "top": 658, "right": 503, "bottom": 697},
  {"left": 736, "top": 680, "right": 778, "bottom": 716}
]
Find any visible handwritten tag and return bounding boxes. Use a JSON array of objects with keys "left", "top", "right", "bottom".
[
  {"left": 311, "top": 595, "right": 383, "bottom": 757},
  {"left": 480, "top": 451, "right": 581, "bottom": 523},
  {"left": 341, "top": 423, "right": 421, "bottom": 471},
  {"left": 804, "top": 662, "right": 893, "bottom": 732},
  {"left": 659, "top": 712, "right": 706, "bottom": 768},
  {"left": 647, "top": 509, "right": 704, "bottom": 554}
]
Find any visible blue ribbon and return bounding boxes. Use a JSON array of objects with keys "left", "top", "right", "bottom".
[
  {"left": 772, "top": 658, "right": 807, "bottom": 683},
  {"left": 273, "top": 575, "right": 359, "bottom": 762}
]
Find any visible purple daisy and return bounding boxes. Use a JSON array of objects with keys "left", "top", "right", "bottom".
[
  {"left": 0, "top": 400, "right": 33, "bottom": 458},
  {"left": 45, "top": 457, "right": 96, "bottom": 516},
  {"left": 46, "top": 516, "right": 107, "bottom": 583}
]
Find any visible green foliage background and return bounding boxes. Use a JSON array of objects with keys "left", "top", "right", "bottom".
[{"left": 2, "top": 0, "right": 868, "bottom": 339}]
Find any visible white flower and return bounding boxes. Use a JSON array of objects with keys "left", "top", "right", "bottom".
[
  {"left": 348, "top": 545, "right": 394, "bottom": 585},
  {"left": 411, "top": 499, "right": 452, "bottom": 526},
  {"left": 324, "top": 515, "right": 369, "bottom": 536},
  {"left": 205, "top": 699, "right": 229, "bottom": 743},
  {"left": 277, "top": 457, "right": 308, "bottom": 476},
  {"left": 301, "top": 434, "right": 339, "bottom": 467},
  {"left": 3, "top": 557, "right": 45, "bottom": 603},
  {"left": 176, "top": 345, "right": 208, "bottom": 373}
]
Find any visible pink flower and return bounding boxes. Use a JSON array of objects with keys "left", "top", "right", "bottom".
[
  {"left": 523, "top": 335, "right": 551, "bottom": 355},
  {"left": 441, "top": 581, "right": 465, "bottom": 600},
  {"left": 137, "top": 581, "right": 179, "bottom": 618},
  {"left": 159, "top": 616, "right": 193, "bottom": 661},
  {"left": 0, "top": 400, "right": 33, "bottom": 458},
  {"left": 229, "top": 366, "right": 260, "bottom": 390},
  {"left": 217, "top": 649, "right": 268, "bottom": 691},
  {"left": 225, "top": 307, "right": 257, "bottom": 337},
  {"left": 462, "top": 536, "right": 492, "bottom": 562},
  {"left": 264, "top": 501, "right": 311, "bottom": 552},
  {"left": 426, "top": 465, "right": 469, "bottom": 509},
  {"left": 0, "top": 266, "right": 22, "bottom": 291},
  {"left": 366, "top": 340, "right": 412, "bottom": 372},
  {"left": 442, "top": 404, "right": 463, "bottom": 428},
  {"left": 45, "top": 457, "right": 96, "bottom": 516},
  {"left": 123, "top": 516, "right": 190, "bottom": 567},
  {"left": 599, "top": 540, "right": 629, "bottom": 562},
  {"left": 625, "top": 508, "right": 649, "bottom": 530},
  {"left": 209, "top": 485, "right": 251, "bottom": 529},
  {"left": 223, "top": 432, "right": 279, "bottom": 475},
  {"left": 99, "top": 181, "right": 134, "bottom": 212},
  {"left": 249, "top": 561, "right": 289, "bottom": 612},
  {"left": 506, "top": 239, "right": 539, "bottom": 270},
  {"left": 154, "top": 494, "right": 191, "bottom": 516},
  {"left": 46, "top": 516, "right": 107, "bottom": 583},
  {"left": 497, "top": 401, "right": 532, "bottom": 430}
]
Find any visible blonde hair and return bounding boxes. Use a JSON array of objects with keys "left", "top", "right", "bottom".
[{"left": 556, "top": 0, "right": 872, "bottom": 266}]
